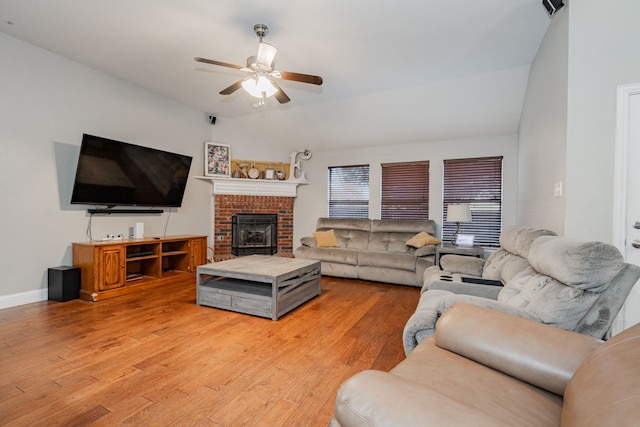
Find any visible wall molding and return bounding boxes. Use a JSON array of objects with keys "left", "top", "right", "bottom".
[{"left": 0, "top": 288, "right": 48, "bottom": 309}]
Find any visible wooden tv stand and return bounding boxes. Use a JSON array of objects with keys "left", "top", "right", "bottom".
[{"left": 72, "top": 235, "right": 207, "bottom": 302}]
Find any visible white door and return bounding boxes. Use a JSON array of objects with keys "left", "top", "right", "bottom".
[{"left": 613, "top": 83, "right": 640, "bottom": 332}]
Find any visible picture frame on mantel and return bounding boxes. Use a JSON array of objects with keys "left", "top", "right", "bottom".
[{"left": 205, "top": 142, "right": 230, "bottom": 177}]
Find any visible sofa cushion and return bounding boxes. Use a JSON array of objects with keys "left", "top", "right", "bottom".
[
  {"left": 481, "top": 249, "right": 530, "bottom": 283},
  {"left": 406, "top": 231, "right": 441, "bottom": 248},
  {"left": 368, "top": 232, "right": 416, "bottom": 253},
  {"left": 498, "top": 268, "right": 599, "bottom": 330},
  {"left": 370, "top": 218, "right": 436, "bottom": 235},
  {"left": 515, "top": 227, "right": 558, "bottom": 258},
  {"left": 527, "top": 236, "right": 625, "bottom": 292},
  {"left": 316, "top": 218, "right": 372, "bottom": 250},
  {"left": 332, "top": 229, "right": 370, "bottom": 250},
  {"left": 498, "top": 226, "right": 557, "bottom": 258},
  {"left": 316, "top": 217, "right": 371, "bottom": 232},
  {"left": 358, "top": 251, "right": 417, "bottom": 272},
  {"left": 296, "top": 247, "right": 359, "bottom": 265},
  {"left": 499, "top": 226, "right": 523, "bottom": 254},
  {"left": 313, "top": 229, "right": 339, "bottom": 247}
]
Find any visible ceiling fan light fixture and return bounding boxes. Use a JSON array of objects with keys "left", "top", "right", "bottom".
[
  {"left": 241, "top": 75, "right": 278, "bottom": 98},
  {"left": 256, "top": 42, "right": 277, "bottom": 68},
  {"left": 195, "top": 24, "right": 322, "bottom": 105}
]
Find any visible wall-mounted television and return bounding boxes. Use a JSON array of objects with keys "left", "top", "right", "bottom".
[{"left": 71, "top": 134, "right": 193, "bottom": 208}]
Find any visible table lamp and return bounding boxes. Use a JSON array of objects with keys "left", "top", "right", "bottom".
[{"left": 446, "top": 203, "right": 472, "bottom": 244}]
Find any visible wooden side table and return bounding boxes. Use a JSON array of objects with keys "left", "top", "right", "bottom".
[{"left": 434, "top": 243, "right": 485, "bottom": 268}]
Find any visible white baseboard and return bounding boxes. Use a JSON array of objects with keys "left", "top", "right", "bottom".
[{"left": 0, "top": 289, "right": 48, "bottom": 309}]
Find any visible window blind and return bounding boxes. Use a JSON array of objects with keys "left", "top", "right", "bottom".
[
  {"left": 381, "top": 161, "right": 429, "bottom": 219},
  {"left": 328, "top": 165, "right": 370, "bottom": 218},
  {"left": 443, "top": 156, "right": 503, "bottom": 247}
]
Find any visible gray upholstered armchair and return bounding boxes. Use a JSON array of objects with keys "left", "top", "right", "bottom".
[{"left": 403, "top": 227, "right": 640, "bottom": 355}]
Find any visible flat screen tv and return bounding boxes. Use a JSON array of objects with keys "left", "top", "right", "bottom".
[{"left": 71, "top": 134, "right": 193, "bottom": 208}]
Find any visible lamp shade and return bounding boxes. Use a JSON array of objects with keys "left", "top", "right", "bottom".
[{"left": 446, "top": 204, "right": 472, "bottom": 222}]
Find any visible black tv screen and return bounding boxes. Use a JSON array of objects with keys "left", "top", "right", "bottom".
[{"left": 71, "top": 134, "right": 193, "bottom": 207}]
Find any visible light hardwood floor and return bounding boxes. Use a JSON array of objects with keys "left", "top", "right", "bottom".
[{"left": 0, "top": 276, "right": 419, "bottom": 426}]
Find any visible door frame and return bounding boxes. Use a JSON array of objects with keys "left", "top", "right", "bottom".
[
  {"left": 612, "top": 82, "right": 640, "bottom": 331},
  {"left": 613, "top": 82, "right": 640, "bottom": 250}
]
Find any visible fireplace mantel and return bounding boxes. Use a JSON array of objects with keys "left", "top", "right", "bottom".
[{"left": 197, "top": 176, "right": 308, "bottom": 197}]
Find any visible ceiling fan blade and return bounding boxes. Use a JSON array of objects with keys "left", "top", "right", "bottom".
[
  {"left": 274, "top": 89, "right": 291, "bottom": 104},
  {"left": 278, "top": 71, "right": 323, "bottom": 86},
  {"left": 270, "top": 80, "right": 291, "bottom": 104},
  {"left": 219, "top": 80, "right": 243, "bottom": 95},
  {"left": 256, "top": 42, "right": 277, "bottom": 67},
  {"left": 194, "top": 57, "right": 243, "bottom": 70}
]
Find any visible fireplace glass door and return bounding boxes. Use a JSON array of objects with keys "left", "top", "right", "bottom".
[{"left": 231, "top": 214, "right": 278, "bottom": 256}]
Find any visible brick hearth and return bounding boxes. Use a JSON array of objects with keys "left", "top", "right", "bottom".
[{"left": 214, "top": 194, "right": 295, "bottom": 260}]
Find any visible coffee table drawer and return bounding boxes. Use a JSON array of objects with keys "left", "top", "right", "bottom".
[
  {"left": 198, "top": 287, "right": 232, "bottom": 307},
  {"left": 198, "top": 278, "right": 272, "bottom": 317},
  {"left": 233, "top": 295, "right": 271, "bottom": 314}
]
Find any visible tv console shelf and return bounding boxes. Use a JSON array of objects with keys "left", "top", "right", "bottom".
[{"left": 72, "top": 235, "right": 207, "bottom": 302}]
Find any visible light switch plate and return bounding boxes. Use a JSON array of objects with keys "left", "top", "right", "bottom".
[{"left": 554, "top": 181, "right": 563, "bottom": 197}]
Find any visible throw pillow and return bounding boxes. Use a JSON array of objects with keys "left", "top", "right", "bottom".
[
  {"left": 406, "top": 231, "right": 440, "bottom": 248},
  {"left": 313, "top": 229, "right": 339, "bottom": 247}
]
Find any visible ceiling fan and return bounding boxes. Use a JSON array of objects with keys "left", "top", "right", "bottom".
[{"left": 195, "top": 24, "right": 323, "bottom": 105}]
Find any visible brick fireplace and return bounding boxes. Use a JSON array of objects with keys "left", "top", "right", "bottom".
[
  {"left": 200, "top": 170, "right": 307, "bottom": 261},
  {"left": 214, "top": 194, "right": 294, "bottom": 259}
]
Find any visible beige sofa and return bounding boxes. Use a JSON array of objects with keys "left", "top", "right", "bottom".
[
  {"left": 295, "top": 217, "right": 439, "bottom": 287},
  {"left": 403, "top": 226, "right": 640, "bottom": 354},
  {"left": 331, "top": 303, "right": 640, "bottom": 426}
]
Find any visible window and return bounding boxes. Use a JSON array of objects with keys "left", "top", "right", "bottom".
[
  {"left": 328, "top": 165, "right": 370, "bottom": 218},
  {"left": 381, "top": 161, "right": 429, "bottom": 219},
  {"left": 442, "top": 156, "right": 503, "bottom": 247}
]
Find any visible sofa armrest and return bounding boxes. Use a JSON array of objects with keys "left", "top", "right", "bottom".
[
  {"left": 428, "top": 280, "right": 502, "bottom": 299},
  {"left": 299, "top": 236, "right": 316, "bottom": 247},
  {"left": 334, "top": 369, "right": 488, "bottom": 427},
  {"left": 413, "top": 244, "right": 436, "bottom": 257},
  {"left": 435, "top": 303, "right": 603, "bottom": 396},
  {"left": 440, "top": 254, "right": 486, "bottom": 276}
]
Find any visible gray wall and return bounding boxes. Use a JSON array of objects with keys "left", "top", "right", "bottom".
[
  {"left": 565, "top": 0, "right": 640, "bottom": 241},
  {"left": 291, "top": 135, "right": 519, "bottom": 247},
  {"left": 0, "top": 33, "right": 212, "bottom": 306},
  {"left": 517, "top": 5, "right": 568, "bottom": 235},
  {"left": 519, "top": 1, "right": 640, "bottom": 242}
]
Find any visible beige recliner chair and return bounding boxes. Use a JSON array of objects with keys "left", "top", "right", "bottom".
[
  {"left": 403, "top": 226, "right": 640, "bottom": 355},
  {"left": 331, "top": 303, "right": 640, "bottom": 426}
]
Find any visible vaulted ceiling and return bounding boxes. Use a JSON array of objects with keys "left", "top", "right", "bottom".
[{"left": 0, "top": 0, "right": 551, "bottom": 151}]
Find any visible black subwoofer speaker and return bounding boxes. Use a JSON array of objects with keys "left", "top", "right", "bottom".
[{"left": 48, "top": 266, "right": 80, "bottom": 302}]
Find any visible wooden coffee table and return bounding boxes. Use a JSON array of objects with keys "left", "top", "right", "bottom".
[{"left": 196, "top": 255, "right": 321, "bottom": 320}]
